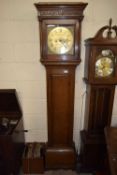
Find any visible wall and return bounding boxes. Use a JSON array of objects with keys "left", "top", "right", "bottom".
[{"left": 0, "top": 0, "right": 117, "bottom": 150}]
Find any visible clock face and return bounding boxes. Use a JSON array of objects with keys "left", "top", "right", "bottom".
[
  {"left": 47, "top": 26, "right": 74, "bottom": 55},
  {"left": 95, "top": 50, "right": 114, "bottom": 77}
]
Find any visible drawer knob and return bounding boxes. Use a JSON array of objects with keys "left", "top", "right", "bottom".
[{"left": 64, "top": 70, "right": 69, "bottom": 74}]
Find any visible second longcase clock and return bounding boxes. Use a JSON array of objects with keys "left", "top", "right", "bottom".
[
  {"left": 80, "top": 19, "right": 117, "bottom": 170},
  {"left": 35, "top": 2, "right": 87, "bottom": 169}
]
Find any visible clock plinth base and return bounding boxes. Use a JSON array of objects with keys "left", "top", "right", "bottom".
[
  {"left": 45, "top": 145, "right": 76, "bottom": 169},
  {"left": 79, "top": 130, "right": 106, "bottom": 172}
]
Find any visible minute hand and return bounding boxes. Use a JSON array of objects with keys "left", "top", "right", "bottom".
[{"left": 59, "top": 39, "right": 68, "bottom": 48}]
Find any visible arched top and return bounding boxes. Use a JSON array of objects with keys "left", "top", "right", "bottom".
[
  {"left": 85, "top": 19, "right": 117, "bottom": 45},
  {"left": 95, "top": 19, "right": 117, "bottom": 40}
]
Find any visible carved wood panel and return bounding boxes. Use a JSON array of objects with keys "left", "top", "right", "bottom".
[{"left": 84, "top": 85, "right": 115, "bottom": 134}]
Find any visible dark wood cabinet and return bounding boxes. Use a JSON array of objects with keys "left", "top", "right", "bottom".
[
  {"left": 0, "top": 89, "right": 24, "bottom": 175},
  {"left": 104, "top": 127, "right": 117, "bottom": 175},
  {"left": 35, "top": 2, "right": 87, "bottom": 169}
]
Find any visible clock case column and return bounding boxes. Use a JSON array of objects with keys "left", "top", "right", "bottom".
[
  {"left": 80, "top": 83, "right": 115, "bottom": 171},
  {"left": 80, "top": 21, "right": 117, "bottom": 171},
  {"left": 45, "top": 65, "right": 76, "bottom": 169},
  {"left": 34, "top": 3, "right": 87, "bottom": 169}
]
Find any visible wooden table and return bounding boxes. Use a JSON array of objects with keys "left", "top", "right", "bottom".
[{"left": 104, "top": 127, "right": 117, "bottom": 175}]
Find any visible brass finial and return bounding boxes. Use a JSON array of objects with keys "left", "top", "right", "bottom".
[
  {"left": 109, "top": 18, "right": 112, "bottom": 28},
  {"left": 107, "top": 18, "right": 112, "bottom": 38}
]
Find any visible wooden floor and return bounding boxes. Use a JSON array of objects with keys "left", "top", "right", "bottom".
[
  {"left": 20, "top": 170, "right": 92, "bottom": 175},
  {"left": 95, "top": 173, "right": 107, "bottom": 175}
]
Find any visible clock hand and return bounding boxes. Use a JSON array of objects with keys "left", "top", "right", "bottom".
[{"left": 59, "top": 39, "right": 68, "bottom": 48}]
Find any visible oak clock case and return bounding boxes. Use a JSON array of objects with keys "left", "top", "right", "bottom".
[
  {"left": 80, "top": 20, "right": 117, "bottom": 171},
  {"left": 35, "top": 2, "right": 87, "bottom": 169},
  {"left": 39, "top": 18, "right": 81, "bottom": 64}
]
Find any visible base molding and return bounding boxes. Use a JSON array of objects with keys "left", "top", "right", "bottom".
[
  {"left": 45, "top": 145, "right": 76, "bottom": 169},
  {"left": 79, "top": 130, "right": 106, "bottom": 171}
]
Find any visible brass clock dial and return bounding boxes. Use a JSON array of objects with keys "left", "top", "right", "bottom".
[
  {"left": 47, "top": 26, "right": 74, "bottom": 55},
  {"left": 95, "top": 50, "right": 114, "bottom": 77},
  {"left": 95, "top": 57, "right": 114, "bottom": 77}
]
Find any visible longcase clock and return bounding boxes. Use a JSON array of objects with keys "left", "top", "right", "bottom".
[
  {"left": 35, "top": 2, "right": 87, "bottom": 169},
  {"left": 80, "top": 19, "right": 117, "bottom": 171}
]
